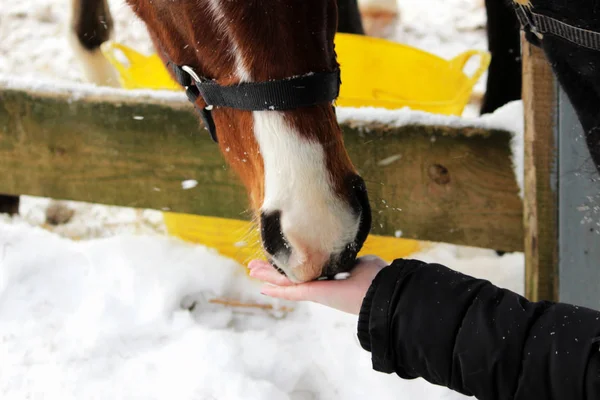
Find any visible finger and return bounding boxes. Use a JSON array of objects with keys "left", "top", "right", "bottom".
[
  {"left": 260, "top": 281, "right": 331, "bottom": 302},
  {"left": 249, "top": 265, "right": 295, "bottom": 286},
  {"left": 247, "top": 259, "right": 271, "bottom": 270},
  {"left": 260, "top": 283, "right": 309, "bottom": 301}
]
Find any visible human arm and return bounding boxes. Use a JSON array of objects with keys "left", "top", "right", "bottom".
[{"left": 250, "top": 258, "right": 600, "bottom": 400}]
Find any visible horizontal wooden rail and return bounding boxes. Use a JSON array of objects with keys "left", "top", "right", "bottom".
[{"left": 0, "top": 81, "right": 523, "bottom": 251}]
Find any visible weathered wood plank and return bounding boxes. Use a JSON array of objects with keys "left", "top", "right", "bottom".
[
  {"left": 522, "top": 38, "right": 559, "bottom": 302},
  {"left": 0, "top": 84, "right": 523, "bottom": 251}
]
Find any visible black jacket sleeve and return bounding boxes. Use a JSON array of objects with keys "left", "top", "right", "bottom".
[{"left": 357, "top": 259, "right": 600, "bottom": 400}]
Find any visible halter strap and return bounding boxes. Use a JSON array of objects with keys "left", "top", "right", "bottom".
[
  {"left": 167, "top": 62, "right": 341, "bottom": 143},
  {"left": 514, "top": 4, "right": 600, "bottom": 52}
]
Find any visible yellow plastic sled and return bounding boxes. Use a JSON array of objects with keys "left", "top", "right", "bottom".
[{"left": 100, "top": 33, "right": 489, "bottom": 264}]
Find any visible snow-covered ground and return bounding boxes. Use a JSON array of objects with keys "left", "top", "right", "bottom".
[
  {"left": 0, "top": 199, "right": 523, "bottom": 400},
  {"left": 0, "top": 1, "right": 523, "bottom": 399}
]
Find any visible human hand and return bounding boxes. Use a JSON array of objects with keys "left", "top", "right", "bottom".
[{"left": 248, "top": 256, "right": 388, "bottom": 315}]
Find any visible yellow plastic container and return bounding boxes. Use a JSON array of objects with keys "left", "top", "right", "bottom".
[
  {"left": 101, "top": 42, "right": 180, "bottom": 90},
  {"left": 162, "top": 212, "right": 422, "bottom": 265},
  {"left": 333, "top": 34, "right": 490, "bottom": 114},
  {"left": 100, "top": 34, "right": 489, "bottom": 265},
  {"left": 101, "top": 33, "right": 489, "bottom": 114}
]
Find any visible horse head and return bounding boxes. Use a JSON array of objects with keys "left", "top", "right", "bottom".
[{"left": 126, "top": 0, "right": 372, "bottom": 282}]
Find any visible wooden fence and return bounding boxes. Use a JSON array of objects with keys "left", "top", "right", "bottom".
[{"left": 0, "top": 79, "right": 523, "bottom": 252}]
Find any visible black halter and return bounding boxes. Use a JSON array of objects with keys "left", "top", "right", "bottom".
[{"left": 167, "top": 62, "right": 341, "bottom": 143}]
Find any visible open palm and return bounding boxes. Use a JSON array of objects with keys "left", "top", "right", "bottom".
[{"left": 248, "top": 256, "right": 388, "bottom": 315}]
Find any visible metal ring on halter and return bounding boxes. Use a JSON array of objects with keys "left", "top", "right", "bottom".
[{"left": 181, "top": 65, "right": 203, "bottom": 84}]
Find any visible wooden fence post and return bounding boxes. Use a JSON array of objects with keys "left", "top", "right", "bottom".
[{"left": 522, "top": 37, "right": 559, "bottom": 302}]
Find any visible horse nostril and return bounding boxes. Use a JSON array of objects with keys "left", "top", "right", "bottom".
[{"left": 260, "top": 211, "right": 291, "bottom": 258}]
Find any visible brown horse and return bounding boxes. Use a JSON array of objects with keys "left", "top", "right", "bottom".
[{"left": 69, "top": 0, "right": 372, "bottom": 283}]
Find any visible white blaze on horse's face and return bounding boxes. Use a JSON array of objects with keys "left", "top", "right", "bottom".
[{"left": 254, "top": 113, "right": 363, "bottom": 283}]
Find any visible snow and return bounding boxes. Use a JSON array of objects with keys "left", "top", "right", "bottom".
[
  {"left": 336, "top": 100, "right": 521, "bottom": 132},
  {"left": 0, "top": 0, "right": 525, "bottom": 399},
  {"left": 0, "top": 75, "right": 187, "bottom": 105},
  {"left": 485, "top": 101, "right": 525, "bottom": 198},
  {"left": 0, "top": 199, "right": 523, "bottom": 400},
  {"left": 334, "top": 272, "right": 351, "bottom": 280},
  {"left": 181, "top": 180, "right": 199, "bottom": 190},
  {"left": 0, "top": 0, "right": 154, "bottom": 85},
  {"left": 9, "top": 196, "right": 167, "bottom": 240}
]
